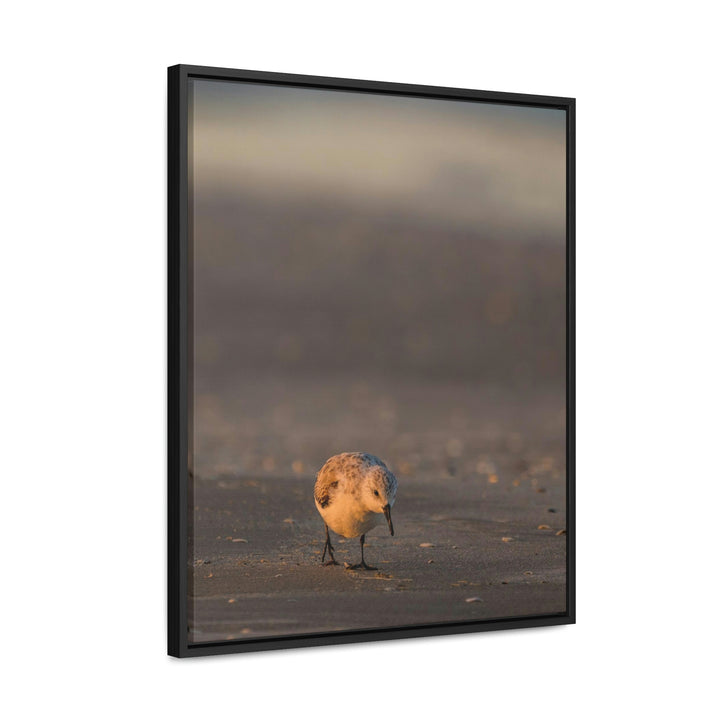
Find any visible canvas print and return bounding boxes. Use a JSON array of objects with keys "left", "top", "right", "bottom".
[{"left": 182, "top": 74, "right": 570, "bottom": 648}]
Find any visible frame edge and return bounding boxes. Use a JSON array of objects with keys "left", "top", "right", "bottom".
[
  {"left": 168, "top": 64, "right": 190, "bottom": 657},
  {"left": 566, "top": 97, "right": 576, "bottom": 625}
]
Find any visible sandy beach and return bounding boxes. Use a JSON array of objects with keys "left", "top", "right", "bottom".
[
  {"left": 188, "top": 378, "right": 567, "bottom": 644},
  {"left": 185, "top": 118, "right": 569, "bottom": 645}
]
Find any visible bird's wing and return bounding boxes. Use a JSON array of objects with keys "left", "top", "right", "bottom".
[{"left": 314, "top": 471, "right": 339, "bottom": 509}]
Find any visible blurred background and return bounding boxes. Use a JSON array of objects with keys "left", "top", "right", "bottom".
[{"left": 189, "top": 79, "right": 566, "bottom": 484}]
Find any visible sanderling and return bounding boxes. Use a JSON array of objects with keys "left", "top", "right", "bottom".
[{"left": 314, "top": 452, "right": 397, "bottom": 570}]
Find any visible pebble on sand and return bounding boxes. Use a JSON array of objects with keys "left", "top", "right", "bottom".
[{"left": 419, "top": 543, "right": 434, "bottom": 548}]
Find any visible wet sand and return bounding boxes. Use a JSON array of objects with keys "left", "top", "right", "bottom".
[{"left": 188, "top": 458, "right": 567, "bottom": 643}]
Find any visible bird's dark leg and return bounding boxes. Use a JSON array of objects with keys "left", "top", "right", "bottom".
[
  {"left": 321, "top": 524, "right": 339, "bottom": 566},
  {"left": 346, "top": 534, "right": 377, "bottom": 571}
]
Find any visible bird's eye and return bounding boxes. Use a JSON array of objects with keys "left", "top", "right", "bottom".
[{"left": 373, "top": 490, "right": 379, "bottom": 496}]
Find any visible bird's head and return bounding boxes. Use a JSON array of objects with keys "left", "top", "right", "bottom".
[{"left": 364, "top": 467, "right": 397, "bottom": 536}]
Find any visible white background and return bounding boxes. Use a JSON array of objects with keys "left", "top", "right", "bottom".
[{"left": 2, "top": 2, "right": 719, "bottom": 718}]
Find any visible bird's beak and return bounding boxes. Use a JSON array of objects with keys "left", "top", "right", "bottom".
[{"left": 383, "top": 504, "right": 394, "bottom": 536}]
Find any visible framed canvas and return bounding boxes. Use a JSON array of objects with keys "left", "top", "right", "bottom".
[{"left": 168, "top": 64, "right": 575, "bottom": 657}]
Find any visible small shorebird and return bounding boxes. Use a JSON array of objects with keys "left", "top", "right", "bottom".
[{"left": 314, "top": 452, "right": 397, "bottom": 570}]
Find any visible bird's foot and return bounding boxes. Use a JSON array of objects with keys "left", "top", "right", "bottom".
[
  {"left": 321, "top": 540, "right": 336, "bottom": 564},
  {"left": 344, "top": 561, "right": 377, "bottom": 571}
]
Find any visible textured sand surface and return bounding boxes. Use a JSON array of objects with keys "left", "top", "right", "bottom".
[{"left": 188, "top": 401, "right": 567, "bottom": 644}]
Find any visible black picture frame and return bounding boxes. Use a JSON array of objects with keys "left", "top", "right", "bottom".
[{"left": 168, "top": 64, "right": 575, "bottom": 658}]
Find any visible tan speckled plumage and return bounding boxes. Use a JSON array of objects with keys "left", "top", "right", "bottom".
[{"left": 314, "top": 452, "right": 398, "bottom": 569}]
